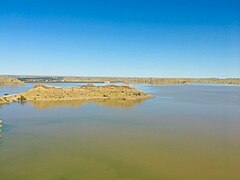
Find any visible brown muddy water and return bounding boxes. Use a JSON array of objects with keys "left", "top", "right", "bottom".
[{"left": 0, "top": 83, "right": 240, "bottom": 180}]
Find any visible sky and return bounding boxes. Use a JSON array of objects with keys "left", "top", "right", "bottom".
[{"left": 0, "top": 0, "right": 240, "bottom": 77}]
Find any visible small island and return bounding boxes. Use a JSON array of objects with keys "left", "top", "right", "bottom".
[{"left": 0, "top": 84, "right": 152, "bottom": 105}]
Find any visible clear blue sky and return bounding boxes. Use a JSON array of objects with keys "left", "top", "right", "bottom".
[{"left": 0, "top": 0, "right": 239, "bottom": 77}]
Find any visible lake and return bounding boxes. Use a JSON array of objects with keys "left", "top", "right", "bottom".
[{"left": 0, "top": 83, "right": 240, "bottom": 180}]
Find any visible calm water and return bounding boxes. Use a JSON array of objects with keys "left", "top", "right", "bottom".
[{"left": 0, "top": 84, "right": 240, "bottom": 180}]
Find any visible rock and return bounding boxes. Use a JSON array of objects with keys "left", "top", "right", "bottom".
[
  {"left": 0, "top": 120, "right": 2, "bottom": 124},
  {"left": 82, "top": 83, "right": 95, "bottom": 87}
]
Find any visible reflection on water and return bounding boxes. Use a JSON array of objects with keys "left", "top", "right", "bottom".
[
  {"left": 0, "top": 84, "right": 240, "bottom": 180},
  {"left": 30, "top": 98, "right": 147, "bottom": 109}
]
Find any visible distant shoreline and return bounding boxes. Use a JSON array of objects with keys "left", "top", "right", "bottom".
[
  {"left": 1, "top": 76, "right": 240, "bottom": 86},
  {"left": 17, "top": 77, "right": 240, "bottom": 85}
]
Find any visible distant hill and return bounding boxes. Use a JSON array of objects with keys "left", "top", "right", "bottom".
[
  {"left": 0, "top": 76, "right": 24, "bottom": 86},
  {"left": 33, "top": 77, "right": 240, "bottom": 85}
]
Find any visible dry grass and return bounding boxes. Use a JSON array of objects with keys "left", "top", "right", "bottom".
[
  {"left": 62, "top": 77, "right": 240, "bottom": 85},
  {"left": 0, "top": 84, "right": 152, "bottom": 105},
  {"left": 0, "top": 76, "right": 24, "bottom": 86}
]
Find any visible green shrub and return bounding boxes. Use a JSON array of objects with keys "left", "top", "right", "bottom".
[{"left": 18, "top": 95, "right": 27, "bottom": 101}]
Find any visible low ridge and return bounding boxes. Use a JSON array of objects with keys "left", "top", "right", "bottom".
[{"left": 0, "top": 84, "right": 152, "bottom": 105}]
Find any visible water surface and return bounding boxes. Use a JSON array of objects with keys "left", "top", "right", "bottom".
[{"left": 0, "top": 84, "right": 240, "bottom": 180}]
